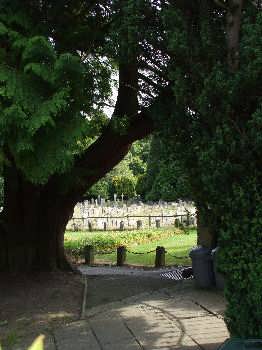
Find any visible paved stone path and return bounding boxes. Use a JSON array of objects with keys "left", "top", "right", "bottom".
[
  {"left": 54, "top": 269, "right": 228, "bottom": 350},
  {"left": 14, "top": 269, "right": 229, "bottom": 350}
]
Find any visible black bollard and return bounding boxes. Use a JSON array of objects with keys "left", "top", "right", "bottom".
[
  {"left": 117, "top": 246, "right": 127, "bottom": 266},
  {"left": 155, "top": 246, "right": 165, "bottom": 268},
  {"left": 84, "top": 245, "right": 94, "bottom": 265}
]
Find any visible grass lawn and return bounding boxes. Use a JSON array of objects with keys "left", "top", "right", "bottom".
[{"left": 65, "top": 228, "right": 197, "bottom": 267}]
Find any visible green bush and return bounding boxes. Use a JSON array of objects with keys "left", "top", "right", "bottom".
[
  {"left": 143, "top": 137, "right": 191, "bottom": 202},
  {"left": 109, "top": 174, "right": 137, "bottom": 199},
  {"left": 87, "top": 178, "right": 110, "bottom": 199},
  {"left": 65, "top": 228, "right": 180, "bottom": 258},
  {"left": 86, "top": 139, "right": 150, "bottom": 200}
]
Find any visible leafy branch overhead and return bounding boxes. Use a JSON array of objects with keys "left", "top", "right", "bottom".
[
  {"left": 0, "top": 19, "right": 112, "bottom": 183},
  {"left": 0, "top": 1, "right": 164, "bottom": 188}
]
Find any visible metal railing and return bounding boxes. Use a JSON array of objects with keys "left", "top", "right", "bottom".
[{"left": 67, "top": 213, "right": 197, "bottom": 231}]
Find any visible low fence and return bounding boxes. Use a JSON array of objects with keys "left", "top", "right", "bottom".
[
  {"left": 67, "top": 213, "right": 197, "bottom": 231},
  {"left": 83, "top": 245, "right": 190, "bottom": 268}
]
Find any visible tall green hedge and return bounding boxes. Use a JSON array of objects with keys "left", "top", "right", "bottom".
[
  {"left": 195, "top": 121, "right": 262, "bottom": 337},
  {"left": 159, "top": 4, "right": 262, "bottom": 337}
]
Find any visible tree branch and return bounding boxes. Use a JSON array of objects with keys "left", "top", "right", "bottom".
[
  {"left": 58, "top": 23, "right": 144, "bottom": 198},
  {"left": 63, "top": 83, "right": 173, "bottom": 202},
  {"left": 69, "top": 109, "right": 153, "bottom": 199},
  {"left": 47, "top": 82, "right": 173, "bottom": 205},
  {"left": 226, "top": 0, "right": 245, "bottom": 72}
]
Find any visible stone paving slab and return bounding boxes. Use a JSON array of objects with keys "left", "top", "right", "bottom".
[
  {"left": 142, "top": 298, "right": 209, "bottom": 319},
  {"left": 54, "top": 321, "right": 100, "bottom": 350},
  {"left": 89, "top": 317, "right": 140, "bottom": 349},
  {"left": 180, "top": 316, "right": 229, "bottom": 350},
  {"left": 187, "top": 291, "right": 226, "bottom": 317},
  {"left": 147, "top": 284, "right": 226, "bottom": 318},
  {"left": 121, "top": 306, "right": 186, "bottom": 349}
]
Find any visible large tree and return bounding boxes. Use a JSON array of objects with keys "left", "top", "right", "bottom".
[
  {"left": 0, "top": 0, "right": 168, "bottom": 271},
  {"left": 1, "top": 0, "right": 262, "bottom": 338}
]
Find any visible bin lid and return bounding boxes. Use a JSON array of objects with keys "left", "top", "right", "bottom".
[
  {"left": 218, "top": 338, "right": 262, "bottom": 350},
  {"left": 189, "top": 246, "right": 211, "bottom": 258}
]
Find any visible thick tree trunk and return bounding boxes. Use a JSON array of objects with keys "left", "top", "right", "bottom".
[{"left": 0, "top": 166, "right": 75, "bottom": 272}]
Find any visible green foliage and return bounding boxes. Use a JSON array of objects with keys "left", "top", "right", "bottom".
[
  {"left": 86, "top": 129, "right": 191, "bottom": 202},
  {"left": 0, "top": 330, "right": 18, "bottom": 349},
  {"left": 87, "top": 139, "right": 150, "bottom": 199},
  {"left": 87, "top": 158, "right": 137, "bottom": 199},
  {"left": 161, "top": 4, "right": 262, "bottom": 337},
  {"left": 88, "top": 177, "right": 110, "bottom": 199},
  {"left": 0, "top": 6, "right": 111, "bottom": 184},
  {"left": 142, "top": 136, "right": 191, "bottom": 201},
  {"left": 110, "top": 174, "right": 136, "bottom": 199},
  {"left": 128, "top": 139, "right": 150, "bottom": 176},
  {"left": 68, "top": 228, "right": 176, "bottom": 251},
  {"left": 65, "top": 228, "right": 177, "bottom": 254}
]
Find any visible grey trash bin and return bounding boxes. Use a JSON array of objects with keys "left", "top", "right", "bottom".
[
  {"left": 211, "top": 247, "right": 225, "bottom": 290},
  {"left": 189, "top": 246, "right": 214, "bottom": 288}
]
